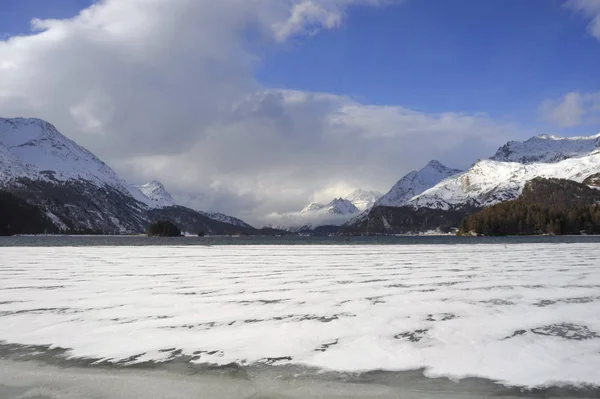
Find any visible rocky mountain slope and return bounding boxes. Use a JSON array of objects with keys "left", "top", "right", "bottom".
[{"left": 0, "top": 117, "right": 258, "bottom": 235}]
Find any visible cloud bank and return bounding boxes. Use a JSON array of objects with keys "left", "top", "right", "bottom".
[
  {"left": 540, "top": 91, "right": 600, "bottom": 128},
  {"left": 0, "top": 0, "right": 519, "bottom": 225}
]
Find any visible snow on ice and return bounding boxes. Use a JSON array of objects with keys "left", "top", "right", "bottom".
[{"left": 0, "top": 244, "right": 599, "bottom": 388}]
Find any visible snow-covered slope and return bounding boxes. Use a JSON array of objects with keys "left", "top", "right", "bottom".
[
  {"left": 321, "top": 198, "right": 359, "bottom": 215},
  {"left": 344, "top": 189, "right": 382, "bottom": 211},
  {"left": 132, "top": 180, "right": 177, "bottom": 208},
  {"left": 301, "top": 202, "right": 325, "bottom": 213},
  {"left": 410, "top": 151, "right": 600, "bottom": 210},
  {"left": 375, "top": 160, "right": 462, "bottom": 207},
  {"left": 491, "top": 133, "right": 600, "bottom": 164},
  {"left": 0, "top": 118, "right": 133, "bottom": 193}
]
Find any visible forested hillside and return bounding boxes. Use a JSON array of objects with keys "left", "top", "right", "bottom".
[{"left": 458, "top": 178, "right": 600, "bottom": 236}]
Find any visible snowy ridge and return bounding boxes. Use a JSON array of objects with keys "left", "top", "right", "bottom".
[
  {"left": 0, "top": 118, "right": 132, "bottom": 194},
  {"left": 410, "top": 151, "right": 600, "bottom": 210},
  {"left": 344, "top": 188, "right": 382, "bottom": 211},
  {"left": 2, "top": 244, "right": 600, "bottom": 388},
  {"left": 491, "top": 133, "right": 600, "bottom": 164},
  {"left": 133, "top": 180, "right": 177, "bottom": 208},
  {"left": 375, "top": 160, "right": 462, "bottom": 207},
  {"left": 301, "top": 202, "right": 325, "bottom": 213}
]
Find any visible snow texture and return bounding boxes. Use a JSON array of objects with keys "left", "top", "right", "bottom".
[
  {"left": 1, "top": 244, "right": 599, "bottom": 388},
  {"left": 375, "top": 160, "right": 462, "bottom": 208}
]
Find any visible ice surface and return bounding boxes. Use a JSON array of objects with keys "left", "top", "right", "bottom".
[{"left": 0, "top": 244, "right": 599, "bottom": 388}]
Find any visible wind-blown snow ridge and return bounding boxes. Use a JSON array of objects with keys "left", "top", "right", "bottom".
[
  {"left": 491, "top": 133, "right": 600, "bottom": 164},
  {"left": 375, "top": 160, "right": 462, "bottom": 208},
  {"left": 1, "top": 244, "right": 599, "bottom": 388},
  {"left": 410, "top": 152, "right": 600, "bottom": 210}
]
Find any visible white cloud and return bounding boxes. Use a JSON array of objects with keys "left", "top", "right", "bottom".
[
  {"left": 565, "top": 0, "right": 600, "bottom": 40},
  {"left": 0, "top": 0, "right": 519, "bottom": 226},
  {"left": 540, "top": 91, "right": 600, "bottom": 128}
]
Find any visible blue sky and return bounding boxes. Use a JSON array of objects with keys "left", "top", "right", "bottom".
[
  {"left": 1, "top": 0, "right": 599, "bottom": 133},
  {"left": 258, "top": 0, "right": 600, "bottom": 132}
]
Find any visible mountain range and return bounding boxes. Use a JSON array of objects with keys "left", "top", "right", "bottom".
[
  {"left": 1, "top": 116, "right": 599, "bottom": 236},
  {"left": 267, "top": 189, "right": 382, "bottom": 230},
  {"left": 0, "top": 118, "right": 269, "bottom": 235},
  {"left": 344, "top": 133, "right": 600, "bottom": 234}
]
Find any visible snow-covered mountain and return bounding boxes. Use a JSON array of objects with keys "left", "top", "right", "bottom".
[
  {"left": 409, "top": 147, "right": 600, "bottom": 211},
  {"left": 0, "top": 117, "right": 256, "bottom": 234},
  {"left": 344, "top": 189, "right": 382, "bottom": 211},
  {"left": 375, "top": 160, "right": 462, "bottom": 207},
  {"left": 491, "top": 133, "right": 600, "bottom": 164},
  {"left": 301, "top": 202, "right": 325, "bottom": 213},
  {"left": 132, "top": 180, "right": 177, "bottom": 208},
  {"left": 268, "top": 196, "right": 362, "bottom": 229},
  {"left": 0, "top": 118, "right": 134, "bottom": 193}
]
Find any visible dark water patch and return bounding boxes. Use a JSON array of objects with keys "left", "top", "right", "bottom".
[
  {"left": 0, "top": 285, "right": 66, "bottom": 291},
  {"left": 259, "top": 356, "right": 292, "bottom": 365},
  {"left": 0, "top": 307, "right": 76, "bottom": 317},
  {"left": 532, "top": 323, "right": 599, "bottom": 340},
  {"left": 315, "top": 339, "right": 339, "bottom": 352},
  {"left": 504, "top": 330, "right": 527, "bottom": 339},
  {"left": 505, "top": 324, "right": 599, "bottom": 341},
  {"left": 4, "top": 234, "right": 600, "bottom": 247},
  {"left": 365, "top": 296, "right": 386, "bottom": 304},
  {"left": 534, "top": 297, "right": 600, "bottom": 307},
  {"left": 394, "top": 329, "right": 429, "bottom": 342},
  {"left": 426, "top": 313, "right": 457, "bottom": 322},
  {"left": 480, "top": 299, "right": 515, "bottom": 306}
]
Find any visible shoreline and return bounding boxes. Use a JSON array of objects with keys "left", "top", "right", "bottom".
[{"left": 1, "top": 357, "right": 598, "bottom": 399}]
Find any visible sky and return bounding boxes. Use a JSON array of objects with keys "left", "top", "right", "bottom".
[{"left": 1, "top": 0, "right": 600, "bottom": 225}]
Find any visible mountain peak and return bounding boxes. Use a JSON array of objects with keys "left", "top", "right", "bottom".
[
  {"left": 375, "top": 161, "right": 462, "bottom": 208},
  {"left": 324, "top": 198, "right": 359, "bottom": 214},
  {"left": 344, "top": 188, "right": 382, "bottom": 211},
  {"left": 301, "top": 202, "right": 325, "bottom": 213},
  {"left": 134, "top": 180, "right": 177, "bottom": 208},
  {"left": 425, "top": 159, "right": 443, "bottom": 168}
]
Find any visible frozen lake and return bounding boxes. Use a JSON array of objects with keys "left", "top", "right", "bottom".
[{"left": 1, "top": 238, "right": 599, "bottom": 397}]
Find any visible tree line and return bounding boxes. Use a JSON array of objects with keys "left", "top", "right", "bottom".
[{"left": 459, "top": 178, "right": 600, "bottom": 236}]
